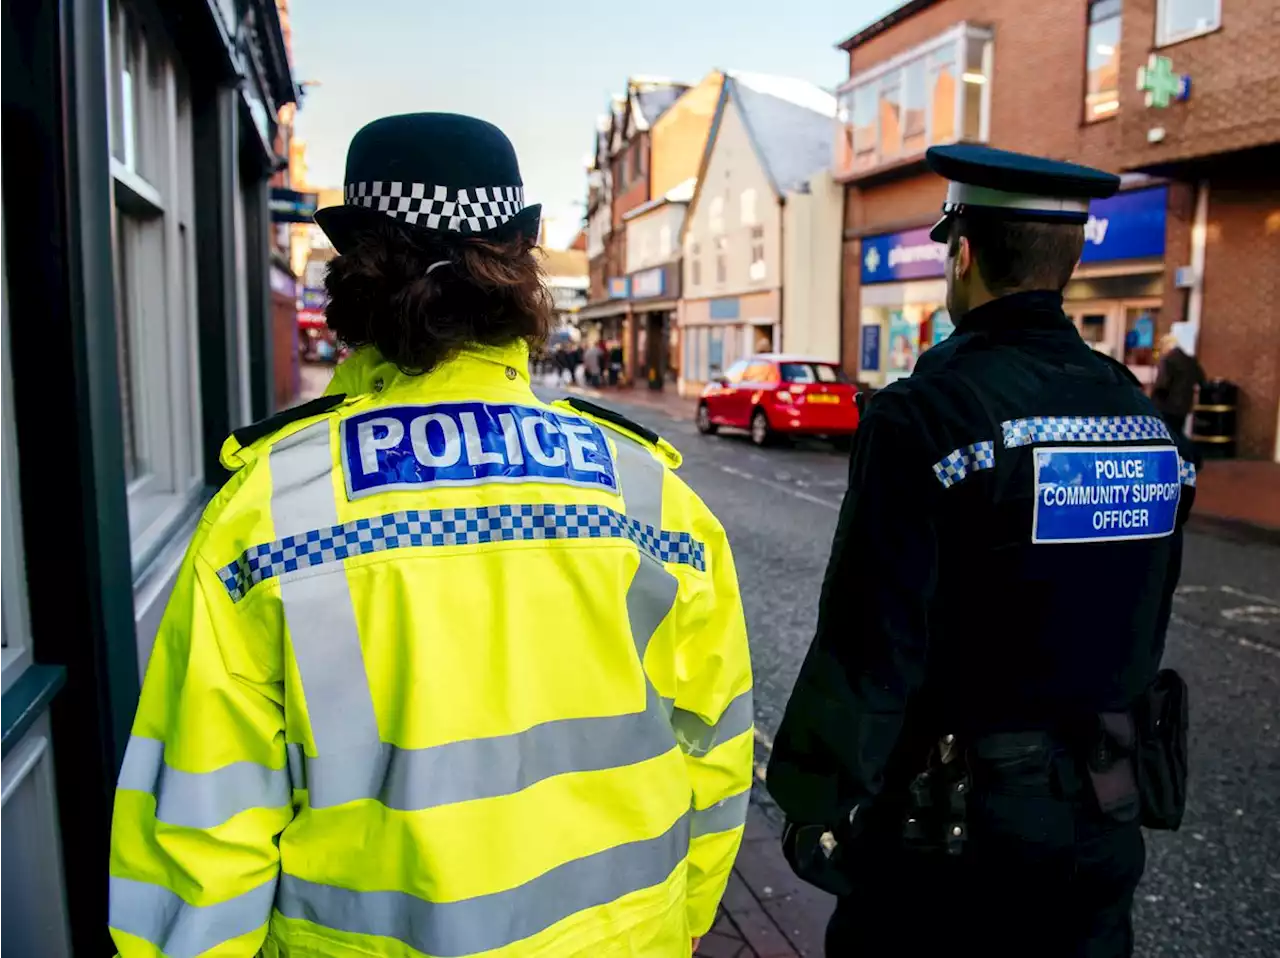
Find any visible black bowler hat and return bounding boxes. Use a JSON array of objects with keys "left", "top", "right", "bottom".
[
  {"left": 926, "top": 144, "right": 1120, "bottom": 243},
  {"left": 314, "top": 113, "right": 542, "bottom": 253}
]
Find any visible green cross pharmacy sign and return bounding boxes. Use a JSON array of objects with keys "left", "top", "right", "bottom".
[{"left": 1137, "top": 53, "right": 1191, "bottom": 108}]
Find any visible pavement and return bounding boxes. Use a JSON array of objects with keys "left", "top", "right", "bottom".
[{"left": 299, "top": 365, "right": 1280, "bottom": 955}]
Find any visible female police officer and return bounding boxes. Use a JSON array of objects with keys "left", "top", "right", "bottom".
[{"left": 109, "top": 114, "right": 753, "bottom": 957}]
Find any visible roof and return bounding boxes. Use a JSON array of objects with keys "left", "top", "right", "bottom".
[
  {"left": 632, "top": 83, "right": 689, "bottom": 131},
  {"left": 621, "top": 177, "right": 697, "bottom": 221},
  {"left": 537, "top": 247, "right": 588, "bottom": 280},
  {"left": 726, "top": 71, "right": 837, "bottom": 195},
  {"left": 836, "top": 0, "right": 943, "bottom": 51}
]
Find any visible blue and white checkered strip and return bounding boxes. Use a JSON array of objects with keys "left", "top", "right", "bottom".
[
  {"left": 218, "top": 503, "right": 706, "bottom": 603},
  {"left": 932, "top": 440, "right": 995, "bottom": 489},
  {"left": 1001, "top": 415, "right": 1172, "bottom": 449},
  {"left": 1179, "top": 458, "right": 1197, "bottom": 487}
]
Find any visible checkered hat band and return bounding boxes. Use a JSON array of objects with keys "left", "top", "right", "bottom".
[
  {"left": 345, "top": 182, "right": 526, "bottom": 234},
  {"left": 932, "top": 440, "right": 996, "bottom": 489},
  {"left": 218, "top": 502, "right": 706, "bottom": 603},
  {"left": 1001, "top": 415, "right": 1172, "bottom": 449}
]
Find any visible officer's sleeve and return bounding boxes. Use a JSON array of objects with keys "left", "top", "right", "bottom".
[
  {"left": 671, "top": 496, "right": 754, "bottom": 938},
  {"left": 767, "top": 393, "right": 938, "bottom": 827},
  {"left": 108, "top": 544, "right": 292, "bottom": 956}
]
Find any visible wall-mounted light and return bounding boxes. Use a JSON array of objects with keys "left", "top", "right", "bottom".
[{"left": 962, "top": 71, "right": 987, "bottom": 85}]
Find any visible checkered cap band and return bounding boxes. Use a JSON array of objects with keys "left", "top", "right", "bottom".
[
  {"left": 345, "top": 182, "right": 526, "bottom": 233},
  {"left": 932, "top": 441, "right": 996, "bottom": 489},
  {"left": 218, "top": 502, "right": 705, "bottom": 603},
  {"left": 1001, "top": 415, "right": 1171, "bottom": 449},
  {"left": 1178, "top": 457, "right": 1196, "bottom": 488}
]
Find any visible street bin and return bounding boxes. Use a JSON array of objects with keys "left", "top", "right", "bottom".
[{"left": 1191, "top": 378, "right": 1237, "bottom": 459}]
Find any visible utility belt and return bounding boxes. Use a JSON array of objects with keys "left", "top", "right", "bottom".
[{"left": 902, "top": 669, "right": 1189, "bottom": 855}]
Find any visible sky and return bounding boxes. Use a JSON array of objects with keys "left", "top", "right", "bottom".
[{"left": 288, "top": 0, "right": 898, "bottom": 248}]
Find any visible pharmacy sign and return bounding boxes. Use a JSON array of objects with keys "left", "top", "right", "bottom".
[{"left": 1137, "top": 54, "right": 1191, "bottom": 109}]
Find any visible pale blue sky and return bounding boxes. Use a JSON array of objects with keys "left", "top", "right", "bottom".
[{"left": 289, "top": 0, "right": 897, "bottom": 247}]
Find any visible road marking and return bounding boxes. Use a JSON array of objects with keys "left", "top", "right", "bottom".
[
  {"left": 714, "top": 464, "right": 840, "bottom": 511},
  {"left": 1220, "top": 605, "right": 1280, "bottom": 626},
  {"left": 1171, "top": 612, "right": 1280, "bottom": 659},
  {"left": 1219, "top": 584, "right": 1280, "bottom": 607}
]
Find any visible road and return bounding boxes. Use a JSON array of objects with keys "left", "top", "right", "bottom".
[{"left": 544, "top": 387, "right": 1280, "bottom": 957}]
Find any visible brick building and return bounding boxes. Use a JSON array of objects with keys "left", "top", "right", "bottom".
[
  {"left": 834, "top": 0, "right": 1280, "bottom": 459},
  {"left": 579, "top": 78, "right": 689, "bottom": 383}
]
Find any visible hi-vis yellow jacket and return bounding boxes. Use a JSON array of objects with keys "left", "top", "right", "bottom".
[{"left": 109, "top": 341, "right": 753, "bottom": 957}]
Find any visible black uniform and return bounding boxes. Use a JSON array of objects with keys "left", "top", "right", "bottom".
[{"left": 766, "top": 289, "right": 1197, "bottom": 957}]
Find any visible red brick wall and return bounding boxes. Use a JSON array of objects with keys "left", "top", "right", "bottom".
[
  {"left": 848, "top": 0, "right": 1120, "bottom": 167},
  {"left": 1196, "top": 174, "right": 1280, "bottom": 459},
  {"left": 612, "top": 132, "right": 651, "bottom": 229},
  {"left": 1116, "top": 0, "right": 1280, "bottom": 169},
  {"left": 845, "top": 171, "right": 947, "bottom": 234}
]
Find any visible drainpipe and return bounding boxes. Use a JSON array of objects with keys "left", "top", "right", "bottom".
[
  {"left": 777, "top": 195, "right": 785, "bottom": 352},
  {"left": 1185, "top": 180, "right": 1209, "bottom": 355}
]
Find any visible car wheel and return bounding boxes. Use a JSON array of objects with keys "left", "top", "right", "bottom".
[
  {"left": 750, "top": 409, "right": 772, "bottom": 447},
  {"left": 696, "top": 403, "right": 718, "bottom": 435}
]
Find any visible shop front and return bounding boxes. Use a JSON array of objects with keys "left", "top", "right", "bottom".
[
  {"left": 576, "top": 275, "right": 632, "bottom": 379},
  {"left": 1062, "top": 185, "right": 1168, "bottom": 385},
  {"left": 679, "top": 289, "right": 779, "bottom": 395},
  {"left": 628, "top": 262, "right": 681, "bottom": 390},
  {"left": 856, "top": 226, "right": 950, "bottom": 387},
  {"left": 855, "top": 185, "right": 1169, "bottom": 387}
]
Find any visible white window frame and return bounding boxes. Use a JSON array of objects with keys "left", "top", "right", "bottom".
[
  {"left": 749, "top": 226, "right": 766, "bottom": 282},
  {"left": 739, "top": 189, "right": 757, "bottom": 226},
  {"left": 106, "top": 0, "right": 204, "bottom": 573},
  {"left": 835, "top": 22, "right": 993, "bottom": 177},
  {"left": 1155, "top": 0, "right": 1221, "bottom": 47},
  {"left": 1, "top": 164, "right": 35, "bottom": 693}
]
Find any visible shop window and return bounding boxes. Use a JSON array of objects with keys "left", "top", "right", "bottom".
[
  {"left": 108, "top": 0, "right": 203, "bottom": 566},
  {"left": 835, "top": 24, "right": 990, "bottom": 178},
  {"left": 1086, "top": 0, "right": 1122, "bottom": 121},
  {"left": 749, "top": 226, "right": 765, "bottom": 282},
  {"left": 708, "top": 328, "right": 725, "bottom": 377},
  {"left": 1156, "top": 0, "right": 1220, "bottom": 46},
  {"left": 1124, "top": 306, "right": 1158, "bottom": 367},
  {"left": 715, "top": 236, "right": 728, "bottom": 285}
]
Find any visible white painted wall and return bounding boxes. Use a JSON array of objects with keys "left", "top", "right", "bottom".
[
  {"left": 682, "top": 97, "right": 780, "bottom": 299},
  {"left": 625, "top": 202, "right": 686, "bottom": 273},
  {"left": 782, "top": 169, "right": 843, "bottom": 362}
]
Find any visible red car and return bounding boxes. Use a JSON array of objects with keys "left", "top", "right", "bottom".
[{"left": 696, "top": 355, "right": 859, "bottom": 446}]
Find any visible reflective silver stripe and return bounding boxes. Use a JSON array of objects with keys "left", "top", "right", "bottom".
[
  {"left": 269, "top": 423, "right": 381, "bottom": 758},
  {"left": 304, "top": 708, "right": 675, "bottom": 811},
  {"left": 671, "top": 689, "right": 754, "bottom": 758},
  {"left": 691, "top": 788, "right": 751, "bottom": 839},
  {"left": 276, "top": 812, "right": 689, "bottom": 957},
  {"left": 116, "top": 735, "right": 290, "bottom": 829},
  {"left": 611, "top": 435, "right": 678, "bottom": 661},
  {"left": 109, "top": 874, "right": 276, "bottom": 958}
]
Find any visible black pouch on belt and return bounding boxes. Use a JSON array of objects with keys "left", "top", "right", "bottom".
[
  {"left": 1085, "top": 712, "right": 1140, "bottom": 823},
  {"left": 1132, "top": 668, "right": 1190, "bottom": 830}
]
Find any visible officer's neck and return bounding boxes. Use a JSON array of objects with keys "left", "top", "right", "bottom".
[{"left": 957, "top": 288, "right": 1068, "bottom": 332}]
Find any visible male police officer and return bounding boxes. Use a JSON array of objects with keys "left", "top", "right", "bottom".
[{"left": 767, "top": 144, "right": 1196, "bottom": 958}]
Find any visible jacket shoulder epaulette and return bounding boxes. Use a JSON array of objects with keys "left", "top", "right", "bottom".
[
  {"left": 561, "top": 397, "right": 662, "bottom": 446},
  {"left": 232, "top": 393, "right": 348, "bottom": 450}
]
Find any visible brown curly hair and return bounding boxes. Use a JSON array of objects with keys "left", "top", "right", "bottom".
[{"left": 323, "top": 221, "right": 552, "bottom": 375}]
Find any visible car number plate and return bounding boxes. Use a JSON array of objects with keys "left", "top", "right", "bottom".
[{"left": 807, "top": 394, "right": 840, "bottom": 404}]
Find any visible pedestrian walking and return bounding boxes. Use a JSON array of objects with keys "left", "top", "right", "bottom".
[
  {"left": 1152, "top": 326, "right": 1205, "bottom": 438},
  {"left": 584, "top": 339, "right": 603, "bottom": 387},
  {"left": 767, "top": 144, "right": 1196, "bottom": 958},
  {"left": 109, "top": 112, "right": 753, "bottom": 958}
]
